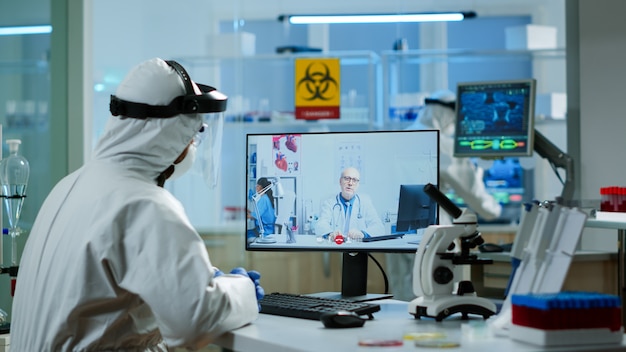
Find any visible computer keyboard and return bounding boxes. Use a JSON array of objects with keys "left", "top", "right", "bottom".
[
  {"left": 259, "top": 292, "right": 381, "bottom": 320},
  {"left": 361, "top": 233, "right": 404, "bottom": 242}
]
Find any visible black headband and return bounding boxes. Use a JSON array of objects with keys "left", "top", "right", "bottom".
[
  {"left": 109, "top": 60, "right": 227, "bottom": 119},
  {"left": 424, "top": 98, "right": 456, "bottom": 111}
]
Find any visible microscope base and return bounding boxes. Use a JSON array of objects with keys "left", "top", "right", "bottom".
[{"left": 408, "top": 295, "right": 496, "bottom": 322}]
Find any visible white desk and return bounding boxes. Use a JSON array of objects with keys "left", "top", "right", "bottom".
[
  {"left": 248, "top": 233, "right": 422, "bottom": 251},
  {"left": 213, "top": 300, "right": 626, "bottom": 352}
]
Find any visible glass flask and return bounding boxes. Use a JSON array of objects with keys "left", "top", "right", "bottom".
[{"left": 0, "top": 139, "right": 30, "bottom": 266}]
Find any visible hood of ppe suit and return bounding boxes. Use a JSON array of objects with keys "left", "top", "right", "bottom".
[
  {"left": 416, "top": 89, "right": 456, "bottom": 133},
  {"left": 93, "top": 58, "right": 203, "bottom": 183},
  {"left": 408, "top": 90, "right": 456, "bottom": 164}
]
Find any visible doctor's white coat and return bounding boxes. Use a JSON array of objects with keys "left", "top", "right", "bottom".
[{"left": 315, "top": 193, "right": 385, "bottom": 237}]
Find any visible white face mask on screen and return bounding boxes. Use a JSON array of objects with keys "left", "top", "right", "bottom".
[{"left": 169, "top": 143, "right": 197, "bottom": 181}]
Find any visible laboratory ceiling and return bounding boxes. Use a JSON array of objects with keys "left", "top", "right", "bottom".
[{"left": 2, "top": 0, "right": 562, "bottom": 26}]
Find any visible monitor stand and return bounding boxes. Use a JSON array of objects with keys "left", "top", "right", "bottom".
[{"left": 308, "top": 252, "right": 394, "bottom": 302}]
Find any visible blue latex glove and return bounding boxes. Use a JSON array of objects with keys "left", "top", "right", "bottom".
[
  {"left": 230, "top": 267, "right": 265, "bottom": 308},
  {"left": 215, "top": 267, "right": 264, "bottom": 310},
  {"left": 213, "top": 267, "right": 224, "bottom": 277}
]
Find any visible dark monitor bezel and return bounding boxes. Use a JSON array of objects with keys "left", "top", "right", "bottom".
[
  {"left": 244, "top": 129, "right": 440, "bottom": 255},
  {"left": 453, "top": 78, "right": 536, "bottom": 158},
  {"left": 396, "top": 184, "right": 437, "bottom": 233}
]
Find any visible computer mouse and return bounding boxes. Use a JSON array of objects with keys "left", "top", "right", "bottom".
[
  {"left": 320, "top": 311, "right": 367, "bottom": 328},
  {"left": 478, "top": 243, "right": 504, "bottom": 253}
]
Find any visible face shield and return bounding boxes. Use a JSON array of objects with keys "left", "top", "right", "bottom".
[
  {"left": 195, "top": 111, "right": 225, "bottom": 189},
  {"left": 109, "top": 60, "right": 227, "bottom": 187}
]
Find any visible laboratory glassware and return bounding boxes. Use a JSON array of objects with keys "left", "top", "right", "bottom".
[{"left": 0, "top": 139, "right": 30, "bottom": 273}]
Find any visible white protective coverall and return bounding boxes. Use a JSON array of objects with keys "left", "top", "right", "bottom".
[
  {"left": 11, "top": 58, "right": 259, "bottom": 351},
  {"left": 386, "top": 90, "right": 502, "bottom": 301}
]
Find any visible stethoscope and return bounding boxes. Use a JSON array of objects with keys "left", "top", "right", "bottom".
[{"left": 331, "top": 193, "right": 363, "bottom": 228}]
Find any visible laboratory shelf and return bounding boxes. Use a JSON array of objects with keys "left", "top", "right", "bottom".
[
  {"left": 381, "top": 48, "right": 566, "bottom": 65},
  {"left": 174, "top": 51, "right": 382, "bottom": 129},
  {"left": 381, "top": 47, "right": 566, "bottom": 128}
]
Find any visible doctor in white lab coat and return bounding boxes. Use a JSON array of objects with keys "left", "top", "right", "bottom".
[
  {"left": 315, "top": 167, "right": 385, "bottom": 240},
  {"left": 11, "top": 58, "right": 263, "bottom": 351}
]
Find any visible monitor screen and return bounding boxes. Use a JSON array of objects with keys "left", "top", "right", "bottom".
[
  {"left": 245, "top": 130, "right": 439, "bottom": 299},
  {"left": 396, "top": 184, "right": 437, "bottom": 233},
  {"left": 454, "top": 79, "right": 536, "bottom": 158},
  {"left": 445, "top": 157, "right": 534, "bottom": 224}
]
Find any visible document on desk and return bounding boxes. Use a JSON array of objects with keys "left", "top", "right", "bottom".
[
  {"left": 505, "top": 203, "right": 540, "bottom": 296},
  {"left": 491, "top": 206, "right": 554, "bottom": 335},
  {"left": 510, "top": 206, "right": 555, "bottom": 294},
  {"left": 489, "top": 205, "right": 588, "bottom": 336},
  {"left": 532, "top": 207, "right": 587, "bottom": 293}
]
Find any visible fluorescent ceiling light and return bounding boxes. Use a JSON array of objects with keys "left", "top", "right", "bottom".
[
  {"left": 279, "top": 12, "right": 476, "bottom": 24},
  {"left": 0, "top": 25, "right": 52, "bottom": 36}
]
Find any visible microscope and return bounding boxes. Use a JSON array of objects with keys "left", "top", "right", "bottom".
[{"left": 408, "top": 183, "right": 496, "bottom": 322}]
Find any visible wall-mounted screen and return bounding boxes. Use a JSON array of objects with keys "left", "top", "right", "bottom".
[{"left": 454, "top": 79, "right": 536, "bottom": 158}]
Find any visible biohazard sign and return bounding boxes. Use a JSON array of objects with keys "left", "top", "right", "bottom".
[{"left": 294, "top": 58, "right": 340, "bottom": 120}]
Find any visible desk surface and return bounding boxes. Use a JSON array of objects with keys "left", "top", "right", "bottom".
[
  {"left": 248, "top": 232, "right": 423, "bottom": 251},
  {"left": 586, "top": 218, "right": 626, "bottom": 230},
  {"left": 213, "top": 300, "right": 626, "bottom": 352},
  {"left": 477, "top": 249, "right": 616, "bottom": 262}
]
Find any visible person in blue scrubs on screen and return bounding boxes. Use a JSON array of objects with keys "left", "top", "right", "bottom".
[{"left": 248, "top": 177, "right": 278, "bottom": 238}]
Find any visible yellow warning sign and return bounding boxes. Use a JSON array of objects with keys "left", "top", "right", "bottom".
[{"left": 294, "top": 58, "right": 340, "bottom": 120}]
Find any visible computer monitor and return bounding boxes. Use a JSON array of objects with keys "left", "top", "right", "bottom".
[
  {"left": 445, "top": 157, "right": 534, "bottom": 224},
  {"left": 396, "top": 184, "right": 437, "bottom": 233},
  {"left": 454, "top": 79, "right": 536, "bottom": 158},
  {"left": 245, "top": 130, "right": 439, "bottom": 300}
]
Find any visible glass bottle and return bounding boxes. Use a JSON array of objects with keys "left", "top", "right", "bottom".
[{"left": 0, "top": 139, "right": 30, "bottom": 267}]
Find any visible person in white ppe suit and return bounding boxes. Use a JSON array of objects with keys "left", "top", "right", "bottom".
[
  {"left": 11, "top": 58, "right": 263, "bottom": 351},
  {"left": 386, "top": 90, "right": 502, "bottom": 301},
  {"left": 315, "top": 167, "right": 385, "bottom": 240}
]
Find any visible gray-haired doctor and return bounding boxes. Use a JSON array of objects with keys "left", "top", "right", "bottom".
[
  {"left": 315, "top": 167, "right": 385, "bottom": 240},
  {"left": 11, "top": 58, "right": 263, "bottom": 351}
]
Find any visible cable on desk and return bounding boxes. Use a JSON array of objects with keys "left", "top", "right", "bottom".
[{"left": 368, "top": 253, "right": 389, "bottom": 294}]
